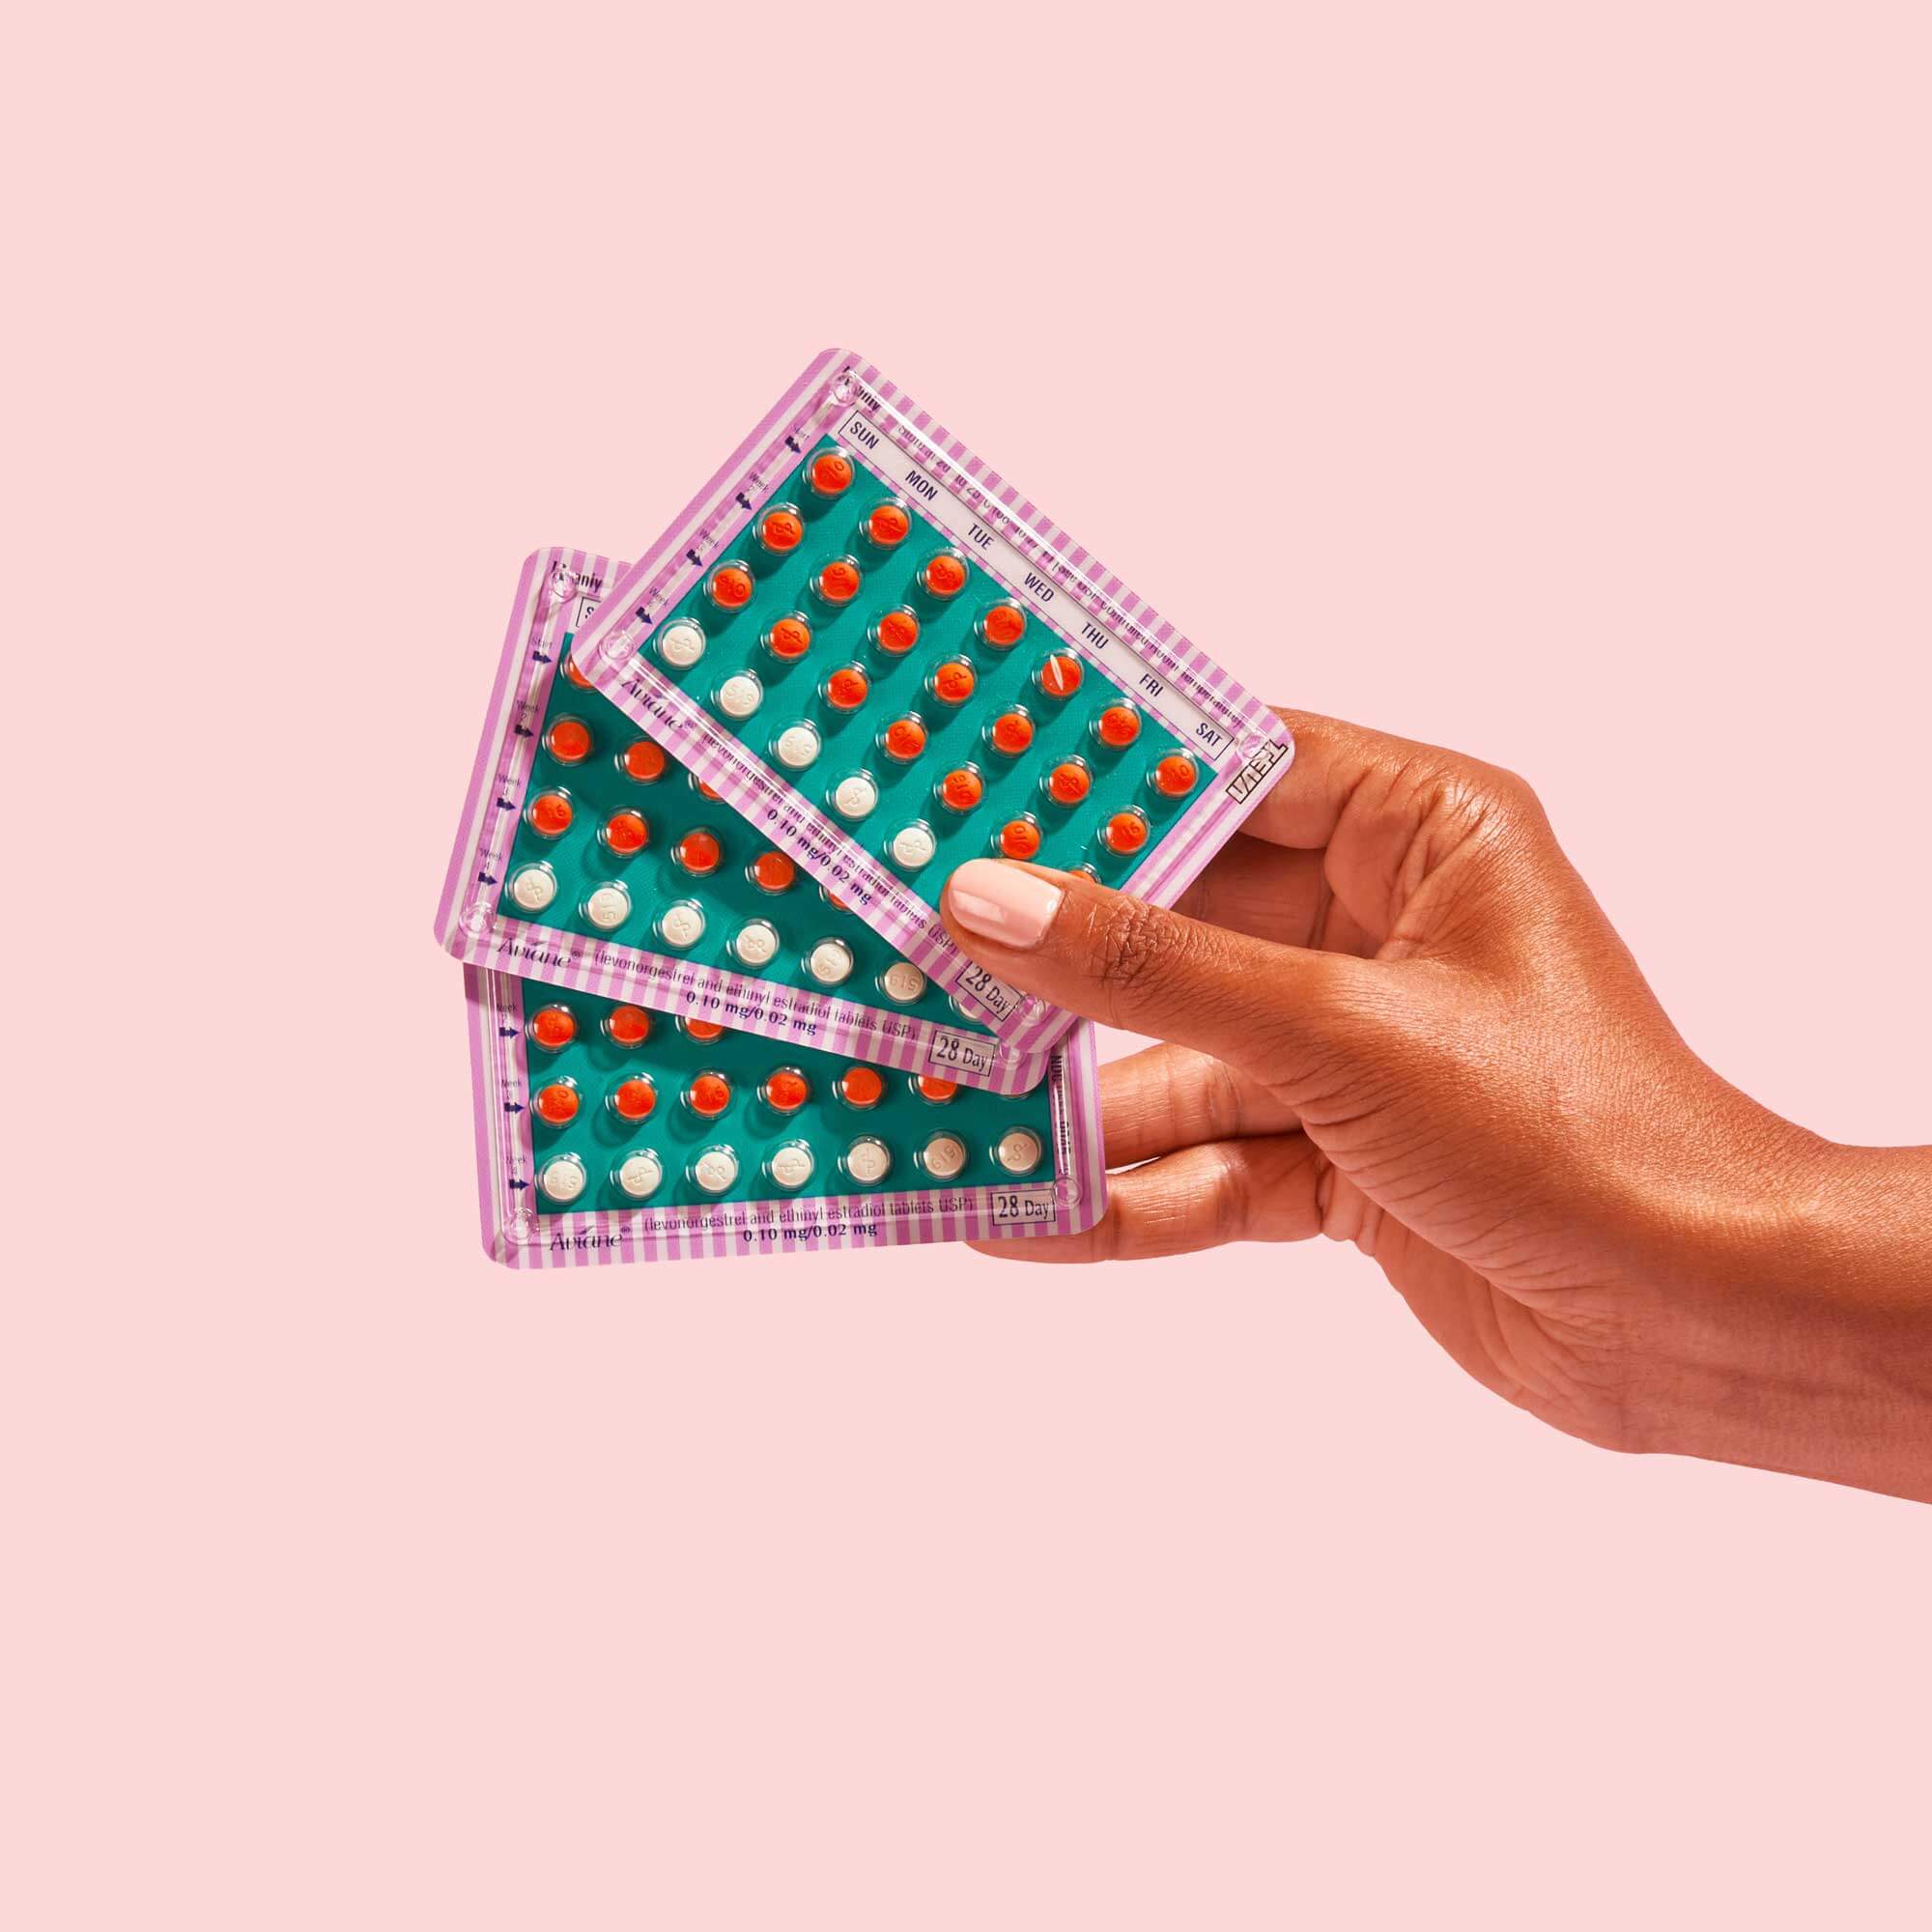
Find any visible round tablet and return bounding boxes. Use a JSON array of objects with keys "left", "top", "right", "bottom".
[
  {"left": 1094, "top": 703, "right": 1141, "bottom": 749},
  {"left": 764, "top": 613, "right": 812, "bottom": 662},
  {"left": 758, "top": 504, "right": 805, "bottom": 554},
  {"left": 839, "top": 1065, "right": 885, "bottom": 1108},
  {"left": 882, "top": 716, "right": 926, "bottom": 762},
  {"left": 979, "top": 602, "right": 1027, "bottom": 648},
  {"left": 929, "top": 659, "right": 976, "bottom": 706},
  {"left": 813, "top": 556, "right": 863, "bottom": 606},
  {"left": 775, "top": 722, "right": 821, "bottom": 770},
  {"left": 863, "top": 499, "right": 912, "bottom": 549},
  {"left": 681, "top": 1017, "right": 727, "bottom": 1042},
  {"left": 582, "top": 882, "right": 631, "bottom": 930},
  {"left": 687, "top": 1071, "right": 732, "bottom": 1119},
  {"left": 561, "top": 649, "right": 593, "bottom": 689},
  {"left": 915, "top": 1074, "right": 957, "bottom": 1103},
  {"left": 808, "top": 938, "right": 855, "bottom": 985},
  {"left": 656, "top": 619, "right": 706, "bottom": 668},
  {"left": 832, "top": 773, "right": 878, "bottom": 820},
  {"left": 1037, "top": 651, "right": 1083, "bottom": 698},
  {"left": 997, "top": 1127, "right": 1044, "bottom": 1175},
  {"left": 533, "top": 1080, "right": 580, "bottom": 1126},
  {"left": 823, "top": 665, "right": 869, "bottom": 711},
  {"left": 751, "top": 850, "right": 796, "bottom": 893},
  {"left": 605, "top": 1005, "right": 652, "bottom": 1046},
  {"left": 923, "top": 1133, "right": 969, "bottom": 1180},
  {"left": 622, "top": 738, "right": 668, "bottom": 782},
  {"left": 545, "top": 718, "right": 591, "bottom": 764},
  {"left": 527, "top": 1003, "right": 576, "bottom": 1051},
  {"left": 920, "top": 551, "right": 968, "bottom": 598},
  {"left": 845, "top": 1136, "right": 893, "bottom": 1184},
  {"left": 763, "top": 1067, "right": 810, "bottom": 1114},
  {"left": 692, "top": 1146, "right": 739, "bottom": 1194},
  {"left": 769, "top": 1141, "right": 815, "bottom": 1190},
  {"left": 538, "top": 1153, "right": 587, "bottom": 1203},
  {"left": 881, "top": 960, "right": 927, "bottom": 1004},
  {"left": 937, "top": 767, "right": 983, "bottom": 812},
  {"left": 707, "top": 563, "right": 754, "bottom": 611},
  {"left": 615, "top": 1150, "right": 664, "bottom": 1199},
  {"left": 676, "top": 828, "right": 723, "bottom": 875},
  {"left": 988, "top": 710, "right": 1034, "bottom": 755},
  {"left": 657, "top": 900, "right": 706, "bottom": 949},
  {"left": 1101, "top": 809, "right": 1151, "bottom": 855},
  {"left": 871, "top": 607, "right": 920, "bottom": 655},
  {"left": 690, "top": 774, "right": 724, "bottom": 799},
  {"left": 609, "top": 1074, "right": 657, "bottom": 1122},
  {"left": 1045, "top": 759, "right": 1092, "bottom": 807},
  {"left": 999, "top": 818, "right": 1041, "bottom": 860},
  {"left": 891, "top": 823, "right": 936, "bottom": 869},
  {"left": 602, "top": 809, "right": 649, "bottom": 855},
  {"left": 508, "top": 863, "right": 558, "bottom": 914},
  {"left": 733, "top": 919, "right": 780, "bottom": 967},
  {"left": 526, "top": 788, "right": 573, "bottom": 837},
  {"left": 718, "top": 671, "right": 763, "bottom": 720},
  {"left": 1152, "top": 753, "right": 1200, "bottom": 797},
  {"left": 808, "top": 448, "right": 854, "bottom": 497}
]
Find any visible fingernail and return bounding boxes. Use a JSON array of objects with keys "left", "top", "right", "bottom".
[{"left": 947, "top": 859, "right": 1065, "bottom": 950}]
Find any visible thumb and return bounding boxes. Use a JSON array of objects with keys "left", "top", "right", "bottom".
[{"left": 941, "top": 858, "right": 1390, "bottom": 1088}]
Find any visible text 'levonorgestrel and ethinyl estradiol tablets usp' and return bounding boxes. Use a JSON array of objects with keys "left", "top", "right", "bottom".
[
  {"left": 567, "top": 349, "right": 1294, "bottom": 1063},
  {"left": 438, "top": 547, "right": 1052, "bottom": 1093},
  {"left": 463, "top": 966, "right": 1106, "bottom": 1265}
]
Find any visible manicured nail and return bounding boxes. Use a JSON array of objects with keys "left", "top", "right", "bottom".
[{"left": 947, "top": 859, "right": 1065, "bottom": 950}]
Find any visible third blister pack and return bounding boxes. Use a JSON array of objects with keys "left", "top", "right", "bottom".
[{"left": 568, "top": 349, "right": 1294, "bottom": 1063}]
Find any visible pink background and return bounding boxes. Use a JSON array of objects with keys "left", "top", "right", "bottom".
[{"left": 10, "top": 5, "right": 1930, "bottom": 1926}]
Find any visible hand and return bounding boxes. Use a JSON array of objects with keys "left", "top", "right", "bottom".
[{"left": 941, "top": 711, "right": 1932, "bottom": 1503}]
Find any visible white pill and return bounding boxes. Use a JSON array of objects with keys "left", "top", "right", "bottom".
[
  {"left": 769, "top": 1143, "right": 815, "bottom": 1190},
  {"left": 658, "top": 901, "right": 705, "bottom": 949},
  {"left": 508, "top": 864, "right": 557, "bottom": 914},
  {"left": 733, "top": 919, "right": 779, "bottom": 967},
  {"left": 890, "top": 822, "right": 937, "bottom": 869},
  {"left": 845, "top": 1136, "right": 893, "bottom": 1184},
  {"left": 693, "top": 1147, "right": 739, "bottom": 1194},
  {"left": 656, "top": 618, "right": 706, "bottom": 668},
  {"left": 808, "top": 939, "right": 854, "bottom": 985},
  {"left": 881, "top": 960, "right": 927, "bottom": 1004},
  {"left": 997, "top": 1128, "right": 1044, "bottom": 1175},
  {"left": 923, "top": 1133, "right": 969, "bottom": 1180},
  {"left": 718, "top": 672, "right": 763, "bottom": 719},
  {"left": 833, "top": 773, "right": 878, "bottom": 820},
  {"left": 582, "top": 883, "right": 631, "bottom": 931},
  {"left": 615, "top": 1151, "right": 663, "bottom": 1200},
  {"left": 538, "top": 1153, "right": 587, "bottom": 1203},
  {"left": 776, "top": 723, "right": 821, "bottom": 770}
]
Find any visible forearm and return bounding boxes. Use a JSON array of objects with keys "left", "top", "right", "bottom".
[{"left": 1637, "top": 1143, "right": 1932, "bottom": 1502}]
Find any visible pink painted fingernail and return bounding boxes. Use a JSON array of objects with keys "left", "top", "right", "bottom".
[{"left": 947, "top": 859, "right": 1065, "bottom": 950}]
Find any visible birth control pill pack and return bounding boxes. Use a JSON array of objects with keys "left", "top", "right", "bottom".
[
  {"left": 569, "top": 349, "right": 1293, "bottom": 1062},
  {"left": 464, "top": 965, "right": 1106, "bottom": 1264},
  {"left": 438, "top": 547, "right": 1051, "bottom": 1093}
]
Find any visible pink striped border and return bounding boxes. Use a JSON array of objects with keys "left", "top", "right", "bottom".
[
  {"left": 436, "top": 545, "right": 1051, "bottom": 1094},
  {"left": 463, "top": 967, "right": 1108, "bottom": 1267},
  {"left": 569, "top": 349, "right": 1294, "bottom": 1057}
]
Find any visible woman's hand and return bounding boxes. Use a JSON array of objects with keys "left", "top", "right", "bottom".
[{"left": 941, "top": 711, "right": 1932, "bottom": 1503}]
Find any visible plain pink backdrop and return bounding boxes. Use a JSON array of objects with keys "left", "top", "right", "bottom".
[{"left": 8, "top": 4, "right": 1929, "bottom": 1927}]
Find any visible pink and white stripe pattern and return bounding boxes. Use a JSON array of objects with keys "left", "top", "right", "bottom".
[{"left": 463, "top": 968, "right": 1108, "bottom": 1266}]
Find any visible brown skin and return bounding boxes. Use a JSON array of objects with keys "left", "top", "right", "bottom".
[{"left": 942, "top": 711, "right": 1932, "bottom": 1504}]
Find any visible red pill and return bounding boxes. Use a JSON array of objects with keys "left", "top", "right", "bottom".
[
  {"left": 527, "top": 789, "right": 573, "bottom": 837},
  {"left": 603, "top": 809, "right": 649, "bottom": 854},
  {"left": 980, "top": 602, "right": 1026, "bottom": 648},
  {"left": 863, "top": 499, "right": 912, "bottom": 548},
  {"left": 809, "top": 449, "right": 855, "bottom": 497},
  {"left": 883, "top": 716, "right": 926, "bottom": 762},
  {"left": 814, "top": 556, "right": 863, "bottom": 605},
  {"left": 916, "top": 1074, "right": 958, "bottom": 1103},
  {"left": 605, "top": 1005, "right": 652, "bottom": 1046},
  {"left": 691, "top": 777, "right": 723, "bottom": 801},
  {"left": 764, "top": 613, "right": 813, "bottom": 662},
  {"left": 1094, "top": 703, "right": 1141, "bottom": 749},
  {"left": 751, "top": 850, "right": 796, "bottom": 893},
  {"left": 921, "top": 551, "right": 968, "bottom": 598},
  {"left": 707, "top": 563, "right": 754, "bottom": 611},
  {"left": 1102, "top": 809, "right": 1151, "bottom": 854},
  {"left": 611, "top": 1075, "right": 657, "bottom": 1122},
  {"left": 938, "top": 767, "right": 983, "bottom": 812},
  {"left": 1152, "top": 753, "right": 1200, "bottom": 797},
  {"left": 839, "top": 1065, "right": 885, "bottom": 1109},
  {"left": 764, "top": 1068, "right": 810, "bottom": 1114},
  {"left": 561, "top": 651, "right": 593, "bottom": 689},
  {"left": 622, "top": 738, "right": 667, "bottom": 782},
  {"left": 988, "top": 710, "right": 1034, "bottom": 755},
  {"left": 929, "top": 659, "right": 976, "bottom": 705},
  {"left": 528, "top": 1004, "right": 576, "bottom": 1051},
  {"left": 1000, "top": 817, "right": 1042, "bottom": 860},
  {"left": 1037, "top": 651, "right": 1083, "bottom": 698},
  {"left": 533, "top": 1081, "right": 580, "bottom": 1126},
  {"left": 758, "top": 505, "right": 805, "bottom": 553},
  {"left": 687, "top": 1072, "right": 732, "bottom": 1118},
  {"left": 824, "top": 665, "right": 870, "bottom": 711},
  {"left": 546, "top": 718, "right": 591, "bottom": 764},
  {"left": 872, "top": 608, "right": 921, "bottom": 655},
  {"left": 676, "top": 829, "right": 722, "bottom": 875},
  {"left": 1045, "top": 760, "right": 1092, "bottom": 806},
  {"left": 682, "top": 1018, "right": 727, "bottom": 1042}
]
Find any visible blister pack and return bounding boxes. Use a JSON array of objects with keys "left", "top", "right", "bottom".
[
  {"left": 463, "top": 967, "right": 1106, "bottom": 1265},
  {"left": 568, "top": 349, "right": 1293, "bottom": 1062},
  {"left": 438, "top": 548, "right": 1050, "bottom": 1092}
]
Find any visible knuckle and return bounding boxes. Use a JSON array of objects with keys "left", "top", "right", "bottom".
[{"left": 1087, "top": 895, "right": 1174, "bottom": 1002}]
